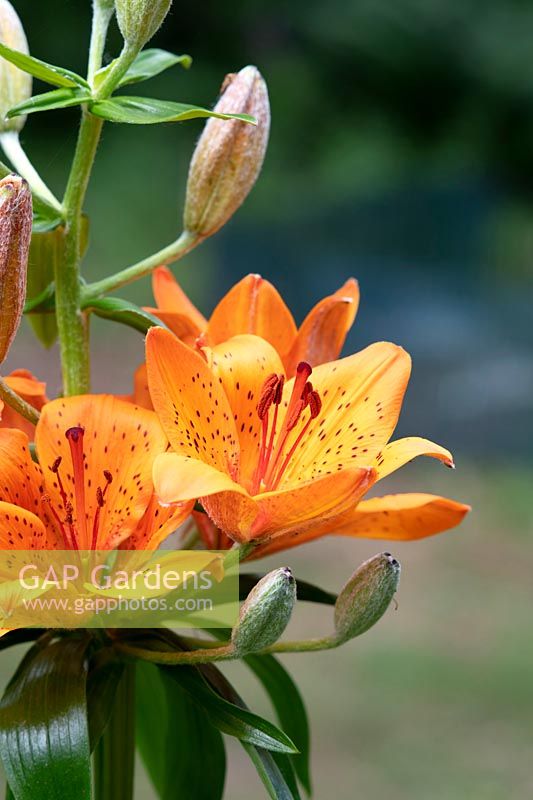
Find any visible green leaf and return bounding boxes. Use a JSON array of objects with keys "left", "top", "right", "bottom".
[
  {"left": 246, "top": 655, "right": 311, "bottom": 794},
  {"left": 88, "top": 96, "right": 256, "bottom": 125},
  {"left": 0, "top": 637, "right": 91, "bottom": 800},
  {"left": 242, "top": 743, "right": 302, "bottom": 800},
  {"left": 162, "top": 665, "right": 298, "bottom": 754},
  {"left": 240, "top": 573, "right": 337, "bottom": 606},
  {"left": 84, "top": 296, "right": 166, "bottom": 334},
  {"left": 198, "top": 663, "right": 301, "bottom": 800},
  {"left": 0, "top": 43, "right": 89, "bottom": 89},
  {"left": 86, "top": 653, "right": 124, "bottom": 752},
  {"left": 118, "top": 49, "right": 192, "bottom": 87},
  {"left": 137, "top": 662, "right": 225, "bottom": 800},
  {"left": 7, "top": 87, "right": 91, "bottom": 119}
]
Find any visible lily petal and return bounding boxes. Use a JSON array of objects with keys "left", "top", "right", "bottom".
[
  {"left": 35, "top": 395, "right": 169, "bottom": 549},
  {"left": 0, "top": 500, "right": 56, "bottom": 549},
  {"left": 0, "top": 370, "right": 48, "bottom": 437},
  {"left": 207, "top": 274, "right": 297, "bottom": 358},
  {"left": 0, "top": 429, "right": 44, "bottom": 512},
  {"left": 250, "top": 466, "right": 375, "bottom": 542},
  {"left": 143, "top": 309, "right": 204, "bottom": 346},
  {"left": 152, "top": 266, "right": 207, "bottom": 330},
  {"left": 208, "top": 335, "right": 285, "bottom": 490},
  {"left": 279, "top": 342, "right": 411, "bottom": 487},
  {"left": 253, "top": 492, "right": 470, "bottom": 557},
  {"left": 146, "top": 327, "right": 239, "bottom": 475},
  {"left": 375, "top": 437, "right": 455, "bottom": 480},
  {"left": 285, "top": 278, "right": 359, "bottom": 374},
  {"left": 121, "top": 494, "right": 194, "bottom": 550},
  {"left": 153, "top": 452, "right": 257, "bottom": 541}
]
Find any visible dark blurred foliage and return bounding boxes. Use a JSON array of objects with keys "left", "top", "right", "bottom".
[{"left": 6, "top": 0, "right": 533, "bottom": 462}]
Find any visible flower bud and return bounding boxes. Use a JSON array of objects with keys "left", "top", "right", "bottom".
[
  {"left": 0, "top": 174, "right": 32, "bottom": 363},
  {"left": 0, "top": 0, "right": 32, "bottom": 132},
  {"left": 231, "top": 567, "right": 296, "bottom": 655},
  {"left": 115, "top": 0, "right": 172, "bottom": 49},
  {"left": 334, "top": 553, "right": 400, "bottom": 644},
  {"left": 183, "top": 65, "right": 270, "bottom": 239}
]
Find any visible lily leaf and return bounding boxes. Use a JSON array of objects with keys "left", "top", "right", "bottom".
[
  {"left": 88, "top": 96, "right": 256, "bottom": 125},
  {"left": 7, "top": 87, "right": 91, "bottom": 119},
  {"left": 137, "top": 662, "right": 225, "bottom": 800},
  {"left": 162, "top": 664, "right": 298, "bottom": 754},
  {"left": 0, "top": 637, "right": 91, "bottom": 800},
  {"left": 246, "top": 655, "right": 311, "bottom": 794},
  {"left": 0, "top": 42, "right": 89, "bottom": 88},
  {"left": 86, "top": 653, "right": 124, "bottom": 752},
  {"left": 118, "top": 49, "right": 192, "bottom": 87},
  {"left": 84, "top": 296, "right": 167, "bottom": 334}
]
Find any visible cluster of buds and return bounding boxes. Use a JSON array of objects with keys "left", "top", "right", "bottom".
[
  {"left": 0, "top": 174, "right": 32, "bottom": 364},
  {"left": 0, "top": 0, "right": 31, "bottom": 132}
]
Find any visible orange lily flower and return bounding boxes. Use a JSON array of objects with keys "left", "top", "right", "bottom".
[
  {"left": 0, "top": 394, "right": 192, "bottom": 552},
  {"left": 146, "top": 268, "right": 360, "bottom": 375},
  {"left": 146, "top": 327, "right": 470, "bottom": 548},
  {"left": 0, "top": 369, "right": 48, "bottom": 438}
]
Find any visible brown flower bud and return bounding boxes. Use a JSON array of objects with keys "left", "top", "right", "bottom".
[
  {"left": 0, "top": 0, "right": 31, "bottom": 132},
  {"left": 0, "top": 173, "right": 32, "bottom": 363},
  {"left": 184, "top": 65, "right": 270, "bottom": 239},
  {"left": 115, "top": 0, "right": 172, "bottom": 49}
]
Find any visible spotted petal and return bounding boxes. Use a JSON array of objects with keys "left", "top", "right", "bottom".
[
  {"left": 278, "top": 342, "right": 411, "bottom": 488},
  {"left": 375, "top": 437, "right": 455, "bottom": 480},
  {"left": 35, "top": 395, "right": 168, "bottom": 549}
]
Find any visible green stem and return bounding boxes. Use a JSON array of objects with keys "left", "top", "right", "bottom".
[
  {"left": 59, "top": 109, "right": 104, "bottom": 394},
  {"left": 87, "top": 0, "right": 115, "bottom": 84},
  {"left": 82, "top": 230, "right": 200, "bottom": 300},
  {"left": 0, "top": 131, "right": 62, "bottom": 212},
  {"left": 93, "top": 661, "right": 136, "bottom": 800},
  {"left": 0, "top": 377, "right": 40, "bottom": 425},
  {"left": 115, "top": 640, "right": 235, "bottom": 665},
  {"left": 259, "top": 635, "right": 338, "bottom": 654}
]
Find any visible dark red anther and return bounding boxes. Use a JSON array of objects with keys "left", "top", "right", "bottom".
[
  {"left": 308, "top": 390, "right": 322, "bottom": 419},
  {"left": 96, "top": 487, "right": 105, "bottom": 508},
  {"left": 50, "top": 456, "right": 62, "bottom": 474},
  {"left": 273, "top": 375, "right": 284, "bottom": 405},
  {"left": 257, "top": 373, "right": 280, "bottom": 420},
  {"left": 103, "top": 470, "right": 113, "bottom": 484}
]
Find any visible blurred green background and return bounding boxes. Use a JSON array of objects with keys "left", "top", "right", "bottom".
[{"left": 2, "top": 1, "right": 533, "bottom": 798}]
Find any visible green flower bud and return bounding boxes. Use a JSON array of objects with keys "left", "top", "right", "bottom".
[
  {"left": 0, "top": 0, "right": 31, "bottom": 132},
  {"left": 0, "top": 173, "right": 32, "bottom": 363},
  {"left": 115, "top": 0, "right": 172, "bottom": 49},
  {"left": 232, "top": 567, "right": 296, "bottom": 655},
  {"left": 334, "top": 553, "right": 400, "bottom": 644},
  {"left": 183, "top": 65, "right": 270, "bottom": 239}
]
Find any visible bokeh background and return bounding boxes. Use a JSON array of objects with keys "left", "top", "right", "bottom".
[{"left": 2, "top": 1, "right": 533, "bottom": 798}]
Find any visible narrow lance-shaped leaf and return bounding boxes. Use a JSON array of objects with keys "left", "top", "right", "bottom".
[
  {"left": 118, "top": 48, "right": 192, "bottom": 86},
  {"left": 0, "top": 42, "right": 89, "bottom": 88},
  {"left": 7, "top": 87, "right": 91, "bottom": 119},
  {"left": 245, "top": 655, "right": 312, "bottom": 794},
  {"left": 84, "top": 296, "right": 168, "bottom": 334},
  {"left": 136, "top": 662, "right": 225, "bottom": 800},
  {"left": 88, "top": 96, "right": 256, "bottom": 125},
  {"left": 0, "top": 637, "right": 92, "bottom": 800}
]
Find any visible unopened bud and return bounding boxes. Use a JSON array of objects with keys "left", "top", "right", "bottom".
[
  {"left": 0, "top": 174, "right": 32, "bottom": 363},
  {"left": 334, "top": 553, "right": 400, "bottom": 644},
  {"left": 115, "top": 0, "right": 172, "bottom": 49},
  {"left": 0, "top": 0, "right": 31, "bottom": 132},
  {"left": 232, "top": 567, "right": 296, "bottom": 655},
  {"left": 184, "top": 65, "right": 270, "bottom": 239}
]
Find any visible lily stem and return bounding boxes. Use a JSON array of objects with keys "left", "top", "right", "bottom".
[
  {"left": 93, "top": 661, "right": 136, "bottom": 800},
  {"left": 0, "top": 377, "right": 40, "bottom": 425},
  {"left": 115, "top": 640, "right": 236, "bottom": 665},
  {"left": 81, "top": 230, "right": 200, "bottom": 300}
]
